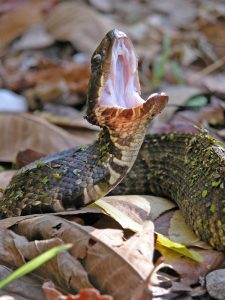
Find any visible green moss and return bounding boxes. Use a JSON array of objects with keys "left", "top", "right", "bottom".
[
  {"left": 53, "top": 173, "right": 62, "bottom": 180},
  {"left": 35, "top": 161, "right": 45, "bottom": 168},
  {"left": 9, "top": 191, "right": 17, "bottom": 198},
  {"left": 61, "top": 168, "right": 68, "bottom": 174},
  {"left": 191, "top": 160, "right": 196, "bottom": 166},
  {"left": 217, "top": 220, "right": 222, "bottom": 228},
  {"left": 76, "top": 146, "right": 88, "bottom": 152},
  {"left": 73, "top": 169, "right": 81, "bottom": 176},
  {"left": 41, "top": 192, "right": 49, "bottom": 198},
  {"left": 41, "top": 176, "right": 49, "bottom": 184},
  {"left": 184, "top": 156, "right": 189, "bottom": 165},
  {"left": 201, "top": 190, "right": 207, "bottom": 198},
  {"left": 210, "top": 204, "right": 216, "bottom": 213},
  {"left": 211, "top": 181, "right": 221, "bottom": 187}
]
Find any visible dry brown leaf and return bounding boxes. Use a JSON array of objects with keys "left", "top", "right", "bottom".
[
  {"left": 168, "top": 210, "right": 212, "bottom": 249},
  {"left": 20, "top": 238, "right": 93, "bottom": 292},
  {"left": 93, "top": 195, "right": 152, "bottom": 225},
  {"left": 154, "top": 208, "right": 225, "bottom": 292},
  {"left": 201, "top": 23, "right": 225, "bottom": 57},
  {"left": 151, "top": 0, "right": 198, "bottom": 28},
  {"left": 155, "top": 206, "right": 212, "bottom": 249},
  {"left": 13, "top": 24, "right": 54, "bottom": 51},
  {"left": 16, "top": 149, "right": 46, "bottom": 169},
  {"left": 89, "top": 0, "right": 115, "bottom": 13},
  {"left": 0, "top": 229, "right": 26, "bottom": 267},
  {"left": 150, "top": 84, "right": 204, "bottom": 132},
  {"left": 43, "top": 281, "right": 113, "bottom": 300},
  {"left": 0, "top": 113, "right": 90, "bottom": 162},
  {"left": 45, "top": 2, "right": 116, "bottom": 55},
  {"left": 158, "top": 245, "right": 225, "bottom": 292},
  {"left": 203, "top": 73, "right": 225, "bottom": 97},
  {"left": 0, "top": 1, "right": 47, "bottom": 49},
  {"left": 174, "top": 97, "right": 225, "bottom": 126},
  {"left": 11, "top": 215, "right": 154, "bottom": 300},
  {"left": 37, "top": 104, "right": 99, "bottom": 131},
  {"left": 0, "top": 171, "right": 16, "bottom": 190},
  {"left": 0, "top": 0, "right": 32, "bottom": 15},
  {"left": 0, "top": 265, "right": 44, "bottom": 300},
  {"left": 0, "top": 227, "right": 92, "bottom": 295},
  {"left": 1, "top": 57, "right": 90, "bottom": 101}
]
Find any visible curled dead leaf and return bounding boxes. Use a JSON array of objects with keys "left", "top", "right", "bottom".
[
  {"left": 45, "top": 2, "right": 116, "bottom": 55},
  {"left": 0, "top": 1, "right": 46, "bottom": 49},
  {"left": 9, "top": 215, "right": 155, "bottom": 300},
  {"left": 43, "top": 281, "right": 113, "bottom": 300},
  {"left": 0, "top": 113, "right": 91, "bottom": 162}
]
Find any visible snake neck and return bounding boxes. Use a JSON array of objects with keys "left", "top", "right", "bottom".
[{"left": 95, "top": 114, "right": 150, "bottom": 192}]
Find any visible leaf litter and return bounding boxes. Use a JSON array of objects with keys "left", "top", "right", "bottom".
[{"left": 0, "top": 0, "right": 225, "bottom": 299}]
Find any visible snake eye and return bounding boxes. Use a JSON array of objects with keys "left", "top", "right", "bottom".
[{"left": 92, "top": 54, "right": 102, "bottom": 64}]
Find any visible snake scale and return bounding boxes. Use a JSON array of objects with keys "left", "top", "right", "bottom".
[{"left": 2, "top": 30, "right": 225, "bottom": 251}]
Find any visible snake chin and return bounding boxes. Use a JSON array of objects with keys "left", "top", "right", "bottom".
[{"left": 99, "top": 30, "right": 144, "bottom": 109}]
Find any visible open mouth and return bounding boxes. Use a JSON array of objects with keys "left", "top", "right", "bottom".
[{"left": 99, "top": 33, "right": 145, "bottom": 109}]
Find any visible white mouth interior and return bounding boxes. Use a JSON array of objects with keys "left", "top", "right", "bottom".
[{"left": 99, "top": 38, "right": 145, "bottom": 108}]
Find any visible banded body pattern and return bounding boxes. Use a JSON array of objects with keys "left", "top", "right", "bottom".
[
  {"left": 114, "top": 132, "right": 225, "bottom": 250},
  {"left": 1, "top": 100, "right": 165, "bottom": 218}
]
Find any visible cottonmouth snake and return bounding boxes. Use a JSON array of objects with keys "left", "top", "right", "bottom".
[{"left": 2, "top": 30, "right": 225, "bottom": 251}]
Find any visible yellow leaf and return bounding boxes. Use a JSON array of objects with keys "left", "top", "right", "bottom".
[
  {"left": 156, "top": 233, "right": 203, "bottom": 263},
  {"left": 93, "top": 199, "right": 142, "bottom": 232}
]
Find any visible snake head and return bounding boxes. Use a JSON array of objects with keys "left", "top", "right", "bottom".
[{"left": 86, "top": 29, "right": 168, "bottom": 129}]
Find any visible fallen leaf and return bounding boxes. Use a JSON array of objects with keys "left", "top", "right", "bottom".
[
  {"left": 151, "top": 0, "right": 198, "bottom": 28},
  {"left": 0, "top": 113, "right": 90, "bottom": 162},
  {"left": 43, "top": 281, "right": 113, "bottom": 300},
  {"left": 13, "top": 24, "right": 54, "bottom": 51},
  {"left": 94, "top": 196, "right": 203, "bottom": 262},
  {"left": 37, "top": 104, "right": 99, "bottom": 131},
  {"left": 11, "top": 215, "right": 154, "bottom": 300},
  {"left": 16, "top": 149, "right": 46, "bottom": 169},
  {"left": 0, "top": 265, "right": 44, "bottom": 300},
  {"left": 156, "top": 233, "right": 203, "bottom": 263},
  {"left": 0, "top": 171, "right": 16, "bottom": 190},
  {"left": 150, "top": 84, "right": 204, "bottom": 132},
  {"left": 93, "top": 199, "right": 142, "bottom": 232},
  {"left": 0, "top": 1, "right": 47, "bottom": 49},
  {"left": 0, "top": 228, "right": 93, "bottom": 294},
  {"left": 91, "top": 195, "right": 152, "bottom": 230},
  {"left": 203, "top": 73, "right": 225, "bottom": 97},
  {"left": 168, "top": 210, "right": 212, "bottom": 249},
  {"left": 45, "top": 2, "right": 115, "bottom": 55},
  {"left": 201, "top": 23, "right": 225, "bottom": 57},
  {"left": 0, "top": 0, "right": 31, "bottom": 15},
  {"left": 159, "top": 246, "right": 225, "bottom": 290}
]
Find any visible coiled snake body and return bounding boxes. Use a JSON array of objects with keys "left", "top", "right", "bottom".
[{"left": 2, "top": 30, "right": 225, "bottom": 251}]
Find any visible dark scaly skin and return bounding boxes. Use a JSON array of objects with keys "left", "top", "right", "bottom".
[
  {"left": 1, "top": 30, "right": 167, "bottom": 217},
  {"left": 2, "top": 30, "right": 225, "bottom": 251},
  {"left": 114, "top": 132, "right": 225, "bottom": 251}
]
